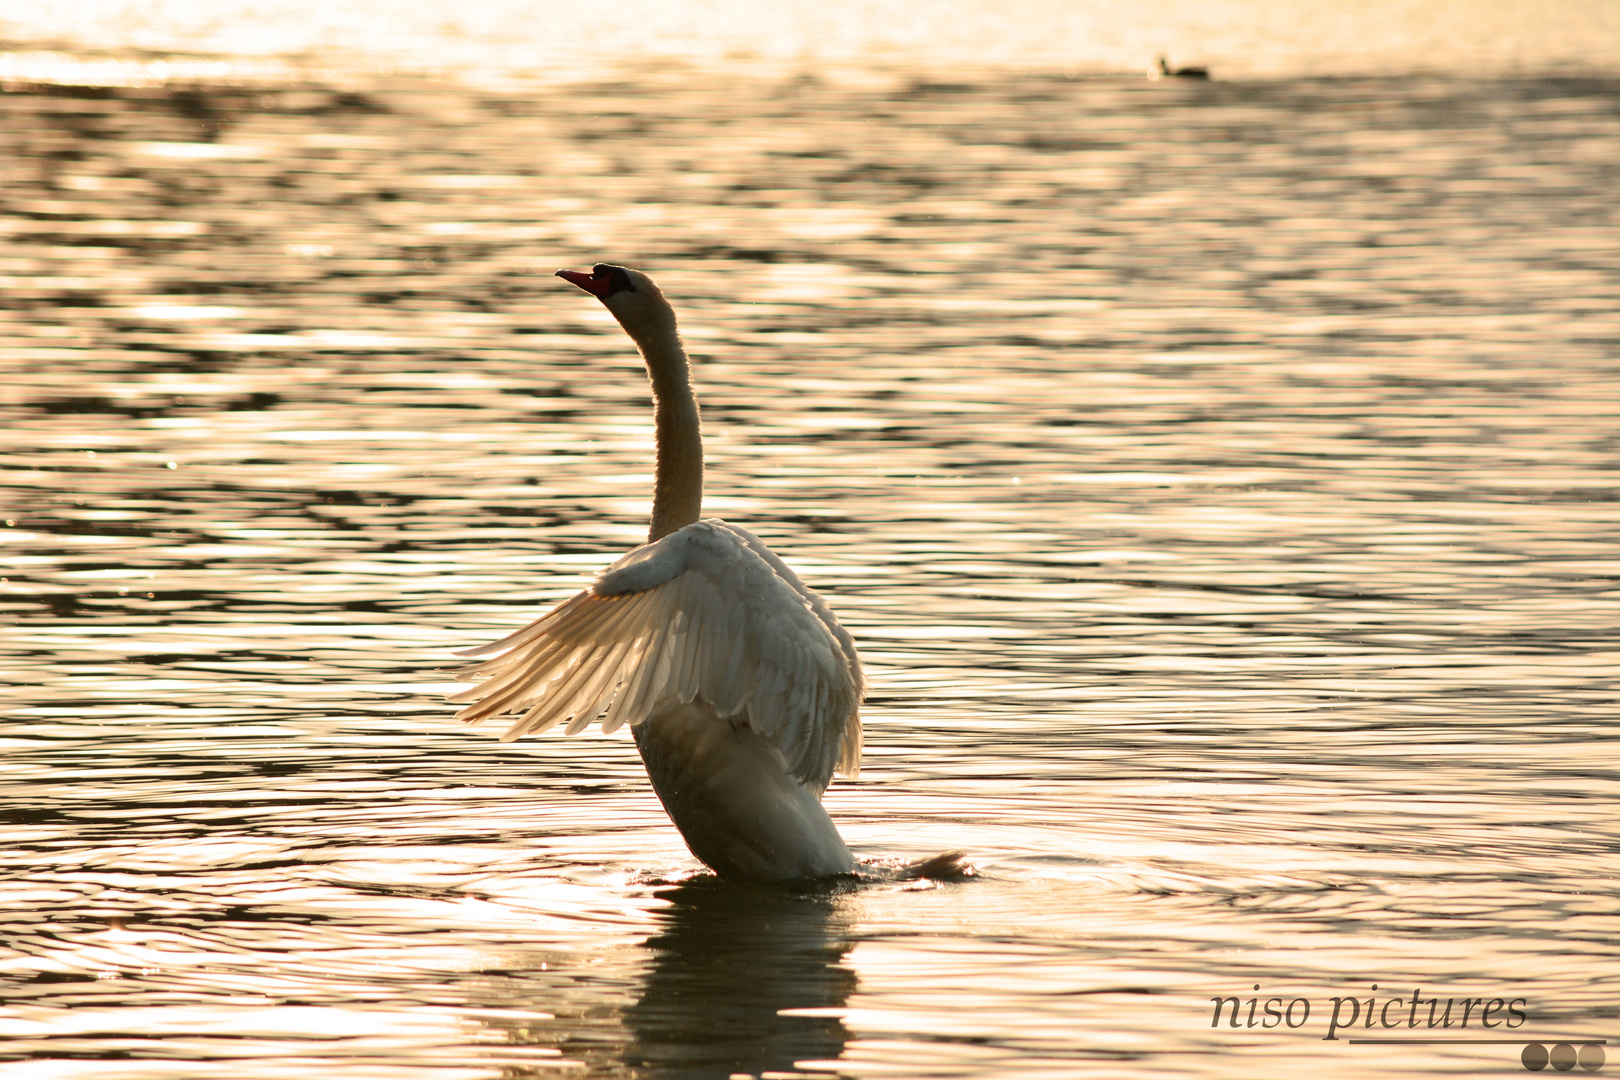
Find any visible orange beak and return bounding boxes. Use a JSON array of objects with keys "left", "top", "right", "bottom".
[{"left": 556, "top": 267, "right": 615, "bottom": 297}]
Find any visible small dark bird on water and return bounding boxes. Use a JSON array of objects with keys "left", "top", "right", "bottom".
[{"left": 1151, "top": 55, "right": 1210, "bottom": 80}]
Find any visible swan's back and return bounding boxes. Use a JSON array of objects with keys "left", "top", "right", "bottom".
[{"left": 451, "top": 519, "right": 863, "bottom": 795}]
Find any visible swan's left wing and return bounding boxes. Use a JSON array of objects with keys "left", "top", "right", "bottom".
[{"left": 447, "top": 520, "right": 863, "bottom": 791}]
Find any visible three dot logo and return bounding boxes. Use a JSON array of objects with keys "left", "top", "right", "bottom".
[{"left": 1522, "top": 1042, "right": 1605, "bottom": 1072}]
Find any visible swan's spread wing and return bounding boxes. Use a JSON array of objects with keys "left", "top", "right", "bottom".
[{"left": 449, "top": 520, "right": 863, "bottom": 791}]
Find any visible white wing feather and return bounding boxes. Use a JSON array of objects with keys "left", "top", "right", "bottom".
[{"left": 450, "top": 519, "right": 864, "bottom": 791}]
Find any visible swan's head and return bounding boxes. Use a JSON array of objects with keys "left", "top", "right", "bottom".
[{"left": 556, "top": 263, "right": 676, "bottom": 340}]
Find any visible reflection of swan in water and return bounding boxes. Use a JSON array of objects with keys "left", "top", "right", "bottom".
[
  {"left": 450, "top": 263, "right": 863, "bottom": 880},
  {"left": 1150, "top": 55, "right": 1211, "bottom": 80},
  {"left": 623, "top": 881, "right": 856, "bottom": 1077},
  {"left": 463, "top": 880, "right": 861, "bottom": 1077}
]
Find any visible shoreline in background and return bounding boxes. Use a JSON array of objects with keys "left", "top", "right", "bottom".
[
  {"left": 3, "top": 45, "right": 1620, "bottom": 96},
  {"left": 3, "top": 0, "right": 1619, "bottom": 90}
]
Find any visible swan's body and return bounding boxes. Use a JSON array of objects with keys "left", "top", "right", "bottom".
[{"left": 449, "top": 264, "right": 862, "bottom": 880}]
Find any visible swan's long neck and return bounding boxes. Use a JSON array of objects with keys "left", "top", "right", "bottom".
[{"left": 634, "top": 321, "right": 703, "bottom": 542}]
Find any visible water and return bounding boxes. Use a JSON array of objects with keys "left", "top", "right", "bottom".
[{"left": 2, "top": 36, "right": 1618, "bottom": 1080}]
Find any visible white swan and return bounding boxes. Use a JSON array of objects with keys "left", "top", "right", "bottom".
[{"left": 449, "top": 263, "right": 863, "bottom": 881}]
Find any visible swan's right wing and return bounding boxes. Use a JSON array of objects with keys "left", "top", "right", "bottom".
[{"left": 448, "top": 520, "right": 863, "bottom": 792}]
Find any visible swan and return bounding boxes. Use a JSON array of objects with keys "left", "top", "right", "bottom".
[
  {"left": 1150, "top": 55, "right": 1210, "bottom": 80},
  {"left": 448, "top": 263, "right": 863, "bottom": 881}
]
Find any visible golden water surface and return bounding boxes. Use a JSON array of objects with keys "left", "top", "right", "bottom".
[{"left": 1, "top": 64, "right": 1617, "bottom": 1079}]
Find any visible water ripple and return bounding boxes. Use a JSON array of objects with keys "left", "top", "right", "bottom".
[{"left": 1, "top": 67, "right": 1616, "bottom": 1079}]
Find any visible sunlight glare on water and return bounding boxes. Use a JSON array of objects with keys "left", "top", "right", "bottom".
[
  {"left": 5, "top": 0, "right": 1620, "bottom": 80},
  {"left": 1, "top": 4, "right": 1618, "bottom": 1078}
]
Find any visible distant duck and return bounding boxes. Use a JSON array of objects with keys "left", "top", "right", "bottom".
[{"left": 1150, "top": 55, "right": 1210, "bottom": 81}]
